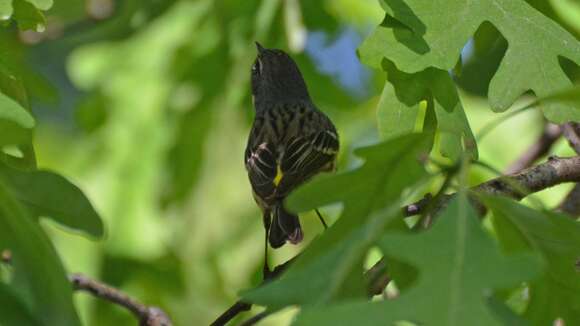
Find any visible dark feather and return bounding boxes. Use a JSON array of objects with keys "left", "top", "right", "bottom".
[
  {"left": 275, "top": 130, "right": 338, "bottom": 198},
  {"left": 246, "top": 44, "right": 340, "bottom": 249},
  {"left": 245, "top": 142, "right": 277, "bottom": 201}
]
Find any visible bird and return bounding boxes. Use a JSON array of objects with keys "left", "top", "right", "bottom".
[{"left": 244, "top": 42, "right": 339, "bottom": 277}]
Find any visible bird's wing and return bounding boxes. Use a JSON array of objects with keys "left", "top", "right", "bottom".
[
  {"left": 245, "top": 142, "right": 278, "bottom": 202},
  {"left": 245, "top": 107, "right": 339, "bottom": 202},
  {"left": 275, "top": 128, "right": 339, "bottom": 198}
]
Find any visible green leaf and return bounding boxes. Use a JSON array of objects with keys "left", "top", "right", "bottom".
[
  {"left": 243, "top": 134, "right": 431, "bottom": 307},
  {"left": 484, "top": 196, "right": 580, "bottom": 325},
  {"left": 526, "top": 85, "right": 580, "bottom": 111},
  {"left": 0, "top": 91, "right": 34, "bottom": 147},
  {"left": 0, "top": 163, "right": 104, "bottom": 238},
  {"left": 0, "top": 283, "right": 41, "bottom": 326},
  {"left": 0, "top": 1, "right": 12, "bottom": 20},
  {"left": 0, "top": 64, "right": 37, "bottom": 168},
  {"left": 12, "top": 0, "right": 46, "bottom": 31},
  {"left": 454, "top": 22, "right": 508, "bottom": 97},
  {"left": 1, "top": 0, "right": 53, "bottom": 26},
  {"left": 295, "top": 194, "right": 542, "bottom": 326},
  {"left": 24, "top": 0, "right": 52, "bottom": 10},
  {"left": 0, "top": 180, "right": 80, "bottom": 326},
  {"left": 360, "top": 0, "right": 580, "bottom": 122},
  {"left": 378, "top": 59, "right": 477, "bottom": 160}
]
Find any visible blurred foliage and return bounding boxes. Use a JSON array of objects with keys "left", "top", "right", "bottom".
[{"left": 0, "top": 0, "right": 579, "bottom": 325}]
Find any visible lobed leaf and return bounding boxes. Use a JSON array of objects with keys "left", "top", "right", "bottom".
[
  {"left": 377, "top": 59, "right": 477, "bottom": 160},
  {"left": 485, "top": 196, "right": 580, "bottom": 325},
  {"left": 360, "top": 0, "right": 580, "bottom": 122},
  {"left": 295, "top": 193, "right": 542, "bottom": 325}
]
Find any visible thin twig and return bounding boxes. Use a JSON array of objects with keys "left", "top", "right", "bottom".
[
  {"left": 239, "top": 310, "right": 270, "bottom": 326},
  {"left": 505, "top": 122, "right": 561, "bottom": 174},
  {"left": 562, "top": 122, "right": 580, "bottom": 154},
  {"left": 559, "top": 123, "right": 580, "bottom": 217},
  {"left": 403, "top": 194, "right": 432, "bottom": 217},
  {"left": 559, "top": 184, "right": 580, "bottom": 217},
  {"left": 364, "top": 258, "right": 390, "bottom": 297},
  {"left": 315, "top": 209, "right": 328, "bottom": 229},
  {"left": 210, "top": 258, "right": 295, "bottom": 326},
  {"left": 70, "top": 273, "right": 172, "bottom": 326},
  {"left": 210, "top": 301, "right": 252, "bottom": 326}
]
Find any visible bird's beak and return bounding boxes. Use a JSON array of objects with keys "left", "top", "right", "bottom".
[{"left": 255, "top": 41, "right": 265, "bottom": 54}]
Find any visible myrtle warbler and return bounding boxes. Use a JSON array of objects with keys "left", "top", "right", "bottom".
[{"left": 245, "top": 42, "right": 339, "bottom": 273}]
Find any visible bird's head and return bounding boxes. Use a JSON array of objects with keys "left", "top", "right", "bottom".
[{"left": 251, "top": 42, "right": 310, "bottom": 107}]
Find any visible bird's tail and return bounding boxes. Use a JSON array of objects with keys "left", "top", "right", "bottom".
[{"left": 268, "top": 201, "right": 303, "bottom": 248}]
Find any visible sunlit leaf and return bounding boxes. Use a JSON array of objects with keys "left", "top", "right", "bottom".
[
  {"left": 0, "top": 63, "right": 37, "bottom": 168},
  {"left": 377, "top": 59, "right": 476, "bottom": 160},
  {"left": 0, "top": 91, "right": 34, "bottom": 147},
  {"left": 0, "top": 1, "right": 12, "bottom": 20},
  {"left": 360, "top": 0, "right": 580, "bottom": 122}
]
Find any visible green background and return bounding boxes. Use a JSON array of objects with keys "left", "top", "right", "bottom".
[{"left": 0, "top": 0, "right": 579, "bottom": 325}]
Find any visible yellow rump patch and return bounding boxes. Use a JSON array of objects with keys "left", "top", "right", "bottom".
[{"left": 273, "top": 165, "right": 283, "bottom": 186}]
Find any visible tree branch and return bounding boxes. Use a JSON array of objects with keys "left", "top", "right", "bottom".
[
  {"left": 69, "top": 273, "right": 172, "bottom": 326},
  {"left": 475, "top": 156, "right": 580, "bottom": 197},
  {"left": 504, "top": 122, "right": 561, "bottom": 175},
  {"left": 365, "top": 258, "right": 390, "bottom": 297},
  {"left": 404, "top": 156, "right": 580, "bottom": 217},
  {"left": 2, "top": 255, "right": 171, "bottom": 325}
]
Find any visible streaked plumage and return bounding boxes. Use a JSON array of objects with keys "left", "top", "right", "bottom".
[{"left": 245, "top": 43, "right": 339, "bottom": 251}]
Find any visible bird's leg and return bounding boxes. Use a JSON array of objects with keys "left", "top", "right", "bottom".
[
  {"left": 262, "top": 212, "right": 271, "bottom": 279},
  {"left": 315, "top": 209, "right": 328, "bottom": 230}
]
